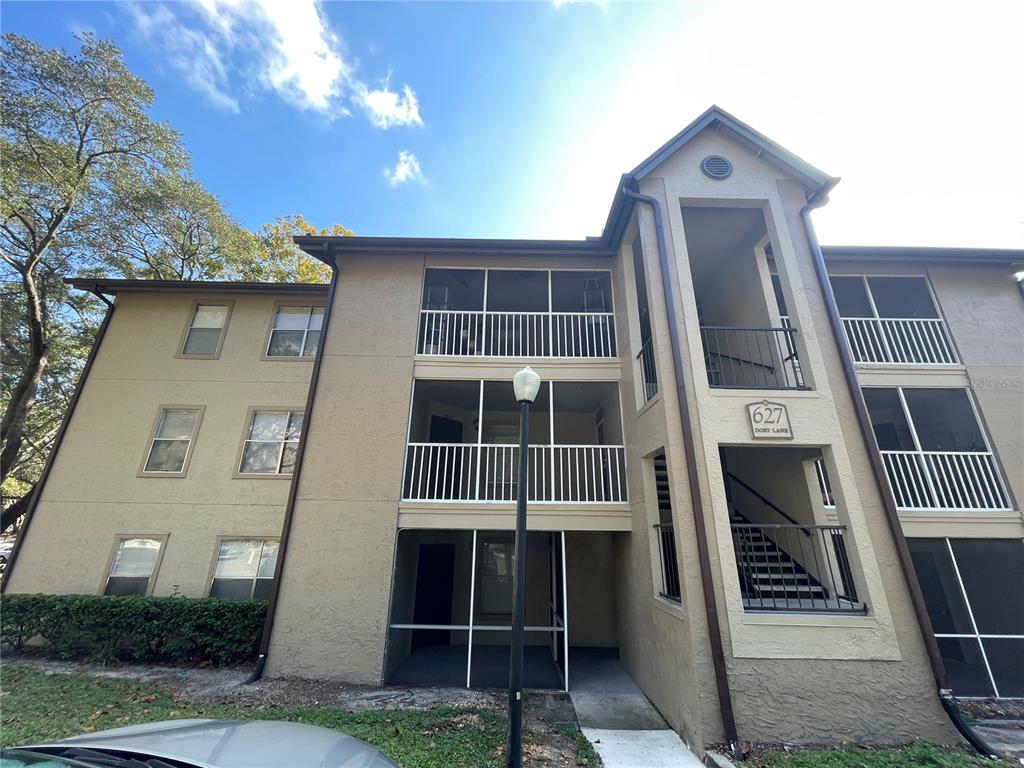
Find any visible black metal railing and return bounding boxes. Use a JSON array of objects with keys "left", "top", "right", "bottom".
[
  {"left": 731, "top": 523, "right": 862, "bottom": 613},
  {"left": 637, "top": 337, "right": 658, "bottom": 404},
  {"left": 654, "top": 523, "right": 681, "bottom": 602},
  {"left": 701, "top": 326, "right": 805, "bottom": 389}
]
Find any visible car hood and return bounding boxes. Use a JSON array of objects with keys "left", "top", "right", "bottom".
[{"left": 27, "top": 719, "right": 397, "bottom": 768}]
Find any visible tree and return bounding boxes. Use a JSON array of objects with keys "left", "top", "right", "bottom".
[
  {"left": 249, "top": 215, "right": 351, "bottom": 284},
  {"left": 0, "top": 34, "right": 348, "bottom": 534}
]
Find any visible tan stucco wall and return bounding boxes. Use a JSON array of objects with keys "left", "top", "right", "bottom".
[
  {"left": 6, "top": 290, "right": 319, "bottom": 597},
  {"left": 265, "top": 254, "right": 422, "bottom": 682},
  {"left": 619, "top": 128, "right": 958, "bottom": 744}
]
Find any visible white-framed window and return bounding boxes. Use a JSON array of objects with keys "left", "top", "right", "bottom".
[
  {"left": 266, "top": 306, "right": 324, "bottom": 358},
  {"left": 210, "top": 539, "right": 279, "bottom": 600},
  {"left": 909, "top": 538, "right": 1024, "bottom": 698},
  {"left": 238, "top": 410, "right": 303, "bottom": 475},
  {"left": 104, "top": 537, "right": 163, "bottom": 596},
  {"left": 143, "top": 408, "right": 202, "bottom": 474},
  {"left": 181, "top": 303, "right": 230, "bottom": 357}
]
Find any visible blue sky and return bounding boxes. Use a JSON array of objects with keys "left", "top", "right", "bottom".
[{"left": 4, "top": 1, "right": 1023, "bottom": 247}]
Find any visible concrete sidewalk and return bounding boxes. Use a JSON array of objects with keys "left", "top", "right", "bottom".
[
  {"left": 569, "top": 650, "right": 703, "bottom": 767},
  {"left": 582, "top": 728, "right": 704, "bottom": 768}
]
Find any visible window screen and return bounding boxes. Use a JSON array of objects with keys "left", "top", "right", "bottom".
[
  {"left": 267, "top": 306, "right": 324, "bottom": 357},
  {"left": 105, "top": 538, "right": 161, "bottom": 596},
  {"left": 866, "top": 277, "right": 938, "bottom": 319},
  {"left": 829, "top": 277, "right": 872, "bottom": 317},
  {"left": 144, "top": 409, "right": 199, "bottom": 473},
  {"left": 182, "top": 304, "right": 229, "bottom": 356},
  {"left": 210, "top": 539, "right": 278, "bottom": 600},
  {"left": 901, "top": 389, "right": 986, "bottom": 452}
]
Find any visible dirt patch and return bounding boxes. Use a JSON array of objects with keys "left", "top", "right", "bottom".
[{"left": 959, "top": 698, "right": 1024, "bottom": 722}]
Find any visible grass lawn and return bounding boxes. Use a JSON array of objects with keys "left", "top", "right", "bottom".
[
  {"left": 757, "top": 744, "right": 999, "bottom": 767},
  {"left": 0, "top": 666, "right": 600, "bottom": 767}
]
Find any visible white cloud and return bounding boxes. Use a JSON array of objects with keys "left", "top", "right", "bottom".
[
  {"left": 384, "top": 150, "right": 425, "bottom": 187},
  {"left": 356, "top": 81, "right": 423, "bottom": 129},
  {"left": 126, "top": 0, "right": 420, "bottom": 127},
  {"left": 126, "top": 3, "right": 240, "bottom": 112}
]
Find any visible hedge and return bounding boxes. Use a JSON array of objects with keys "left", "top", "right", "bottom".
[{"left": 0, "top": 593, "right": 266, "bottom": 665}]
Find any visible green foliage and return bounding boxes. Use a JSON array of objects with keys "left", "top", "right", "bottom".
[
  {"left": 0, "top": 593, "right": 265, "bottom": 665},
  {"left": 0, "top": 33, "right": 348, "bottom": 529},
  {"left": 553, "top": 723, "right": 602, "bottom": 766},
  {"left": 761, "top": 744, "right": 996, "bottom": 767},
  {"left": 0, "top": 667, "right": 592, "bottom": 768}
]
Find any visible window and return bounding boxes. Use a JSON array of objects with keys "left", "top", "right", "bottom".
[
  {"left": 181, "top": 304, "right": 230, "bottom": 357},
  {"left": 104, "top": 538, "right": 163, "bottom": 595},
  {"left": 631, "top": 235, "right": 658, "bottom": 406},
  {"left": 479, "top": 540, "right": 514, "bottom": 614},
  {"left": 143, "top": 408, "right": 201, "bottom": 474},
  {"left": 238, "top": 410, "right": 303, "bottom": 475},
  {"left": 909, "top": 538, "right": 1024, "bottom": 697},
  {"left": 210, "top": 539, "right": 278, "bottom": 600},
  {"left": 267, "top": 306, "right": 324, "bottom": 357}
]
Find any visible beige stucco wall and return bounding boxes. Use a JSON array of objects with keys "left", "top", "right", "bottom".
[
  {"left": 6, "top": 290, "right": 320, "bottom": 598},
  {"left": 618, "top": 128, "right": 958, "bottom": 744}
]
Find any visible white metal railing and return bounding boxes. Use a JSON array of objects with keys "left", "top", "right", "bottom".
[
  {"left": 881, "top": 450, "right": 1010, "bottom": 511},
  {"left": 417, "top": 309, "right": 616, "bottom": 358},
  {"left": 402, "top": 443, "right": 627, "bottom": 503},
  {"left": 841, "top": 317, "right": 959, "bottom": 365}
]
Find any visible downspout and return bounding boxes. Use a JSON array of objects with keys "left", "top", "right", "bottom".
[
  {"left": 1, "top": 289, "right": 116, "bottom": 593},
  {"left": 800, "top": 185, "right": 999, "bottom": 759},
  {"left": 247, "top": 257, "right": 339, "bottom": 683},
  {"left": 621, "top": 183, "right": 741, "bottom": 757}
]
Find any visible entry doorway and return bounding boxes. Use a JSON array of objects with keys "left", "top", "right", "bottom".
[{"left": 411, "top": 543, "right": 455, "bottom": 650}]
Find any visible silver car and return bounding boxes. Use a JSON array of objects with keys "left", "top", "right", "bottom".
[{"left": 1, "top": 718, "right": 400, "bottom": 767}]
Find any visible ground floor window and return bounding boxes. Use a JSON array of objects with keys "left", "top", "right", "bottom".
[
  {"left": 104, "top": 537, "right": 163, "bottom": 596},
  {"left": 210, "top": 539, "right": 279, "bottom": 600},
  {"left": 909, "top": 538, "right": 1024, "bottom": 698}
]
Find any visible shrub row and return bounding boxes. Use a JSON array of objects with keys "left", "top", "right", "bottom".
[{"left": 0, "top": 593, "right": 266, "bottom": 665}]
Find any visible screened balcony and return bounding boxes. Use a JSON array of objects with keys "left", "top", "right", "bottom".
[
  {"left": 831, "top": 276, "right": 959, "bottom": 365},
  {"left": 681, "top": 208, "right": 806, "bottom": 390},
  {"left": 417, "top": 268, "right": 616, "bottom": 359},
  {"left": 402, "top": 379, "right": 626, "bottom": 504},
  {"left": 864, "top": 387, "right": 1011, "bottom": 512}
]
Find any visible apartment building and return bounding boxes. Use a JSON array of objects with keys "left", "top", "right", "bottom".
[{"left": 4, "top": 107, "right": 1022, "bottom": 752}]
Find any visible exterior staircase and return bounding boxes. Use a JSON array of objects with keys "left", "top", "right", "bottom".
[{"left": 730, "top": 517, "right": 830, "bottom": 606}]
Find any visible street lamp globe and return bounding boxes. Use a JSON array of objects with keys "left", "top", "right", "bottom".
[{"left": 513, "top": 366, "right": 541, "bottom": 403}]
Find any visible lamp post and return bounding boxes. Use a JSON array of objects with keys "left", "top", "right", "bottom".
[{"left": 507, "top": 366, "right": 541, "bottom": 768}]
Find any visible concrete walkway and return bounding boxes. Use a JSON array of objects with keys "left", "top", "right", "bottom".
[{"left": 570, "top": 649, "right": 703, "bottom": 767}]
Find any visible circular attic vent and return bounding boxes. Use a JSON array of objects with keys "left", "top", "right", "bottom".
[{"left": 701, "top": 155, "right": 733, "bottom": 179}]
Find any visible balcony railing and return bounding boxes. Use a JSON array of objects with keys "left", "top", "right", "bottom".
[
  {"left": 881, "top": 450, "right": 1010, "bottom": 511},
  {"left": 701, "top": 326, "right": 805, "bottom": 389},
  {"left": 417, "top": 310, "right": 617, "bottom": 358},
  {"left": 732, "top": 523, "right": 863, "bottom": 613},
  {"left": 841, "top": 317, "right": 959, "bottom": 365},
  {"left": 653, "top": 524, "right": 681, "bottom": 602},
  {"left": 402, "top": 443, "right": 627, "bottom": 503},
  {"left": 636, "top": 337, "right": 658, "bottom": 404}
]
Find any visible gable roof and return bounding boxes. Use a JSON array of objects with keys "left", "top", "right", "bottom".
[
  {"left": 293, "top": 106, "right": 837, "bottom": 262},
  {"left": 628, "top": 104, "right": 833, "bottom": 190}
]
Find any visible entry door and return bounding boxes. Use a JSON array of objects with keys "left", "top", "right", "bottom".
[
  {"left": 411, "top": 543, "right": 456, "bottom": 650},
  {"left": 428, "top": 416, "right": 464, "bottom": 499}
]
